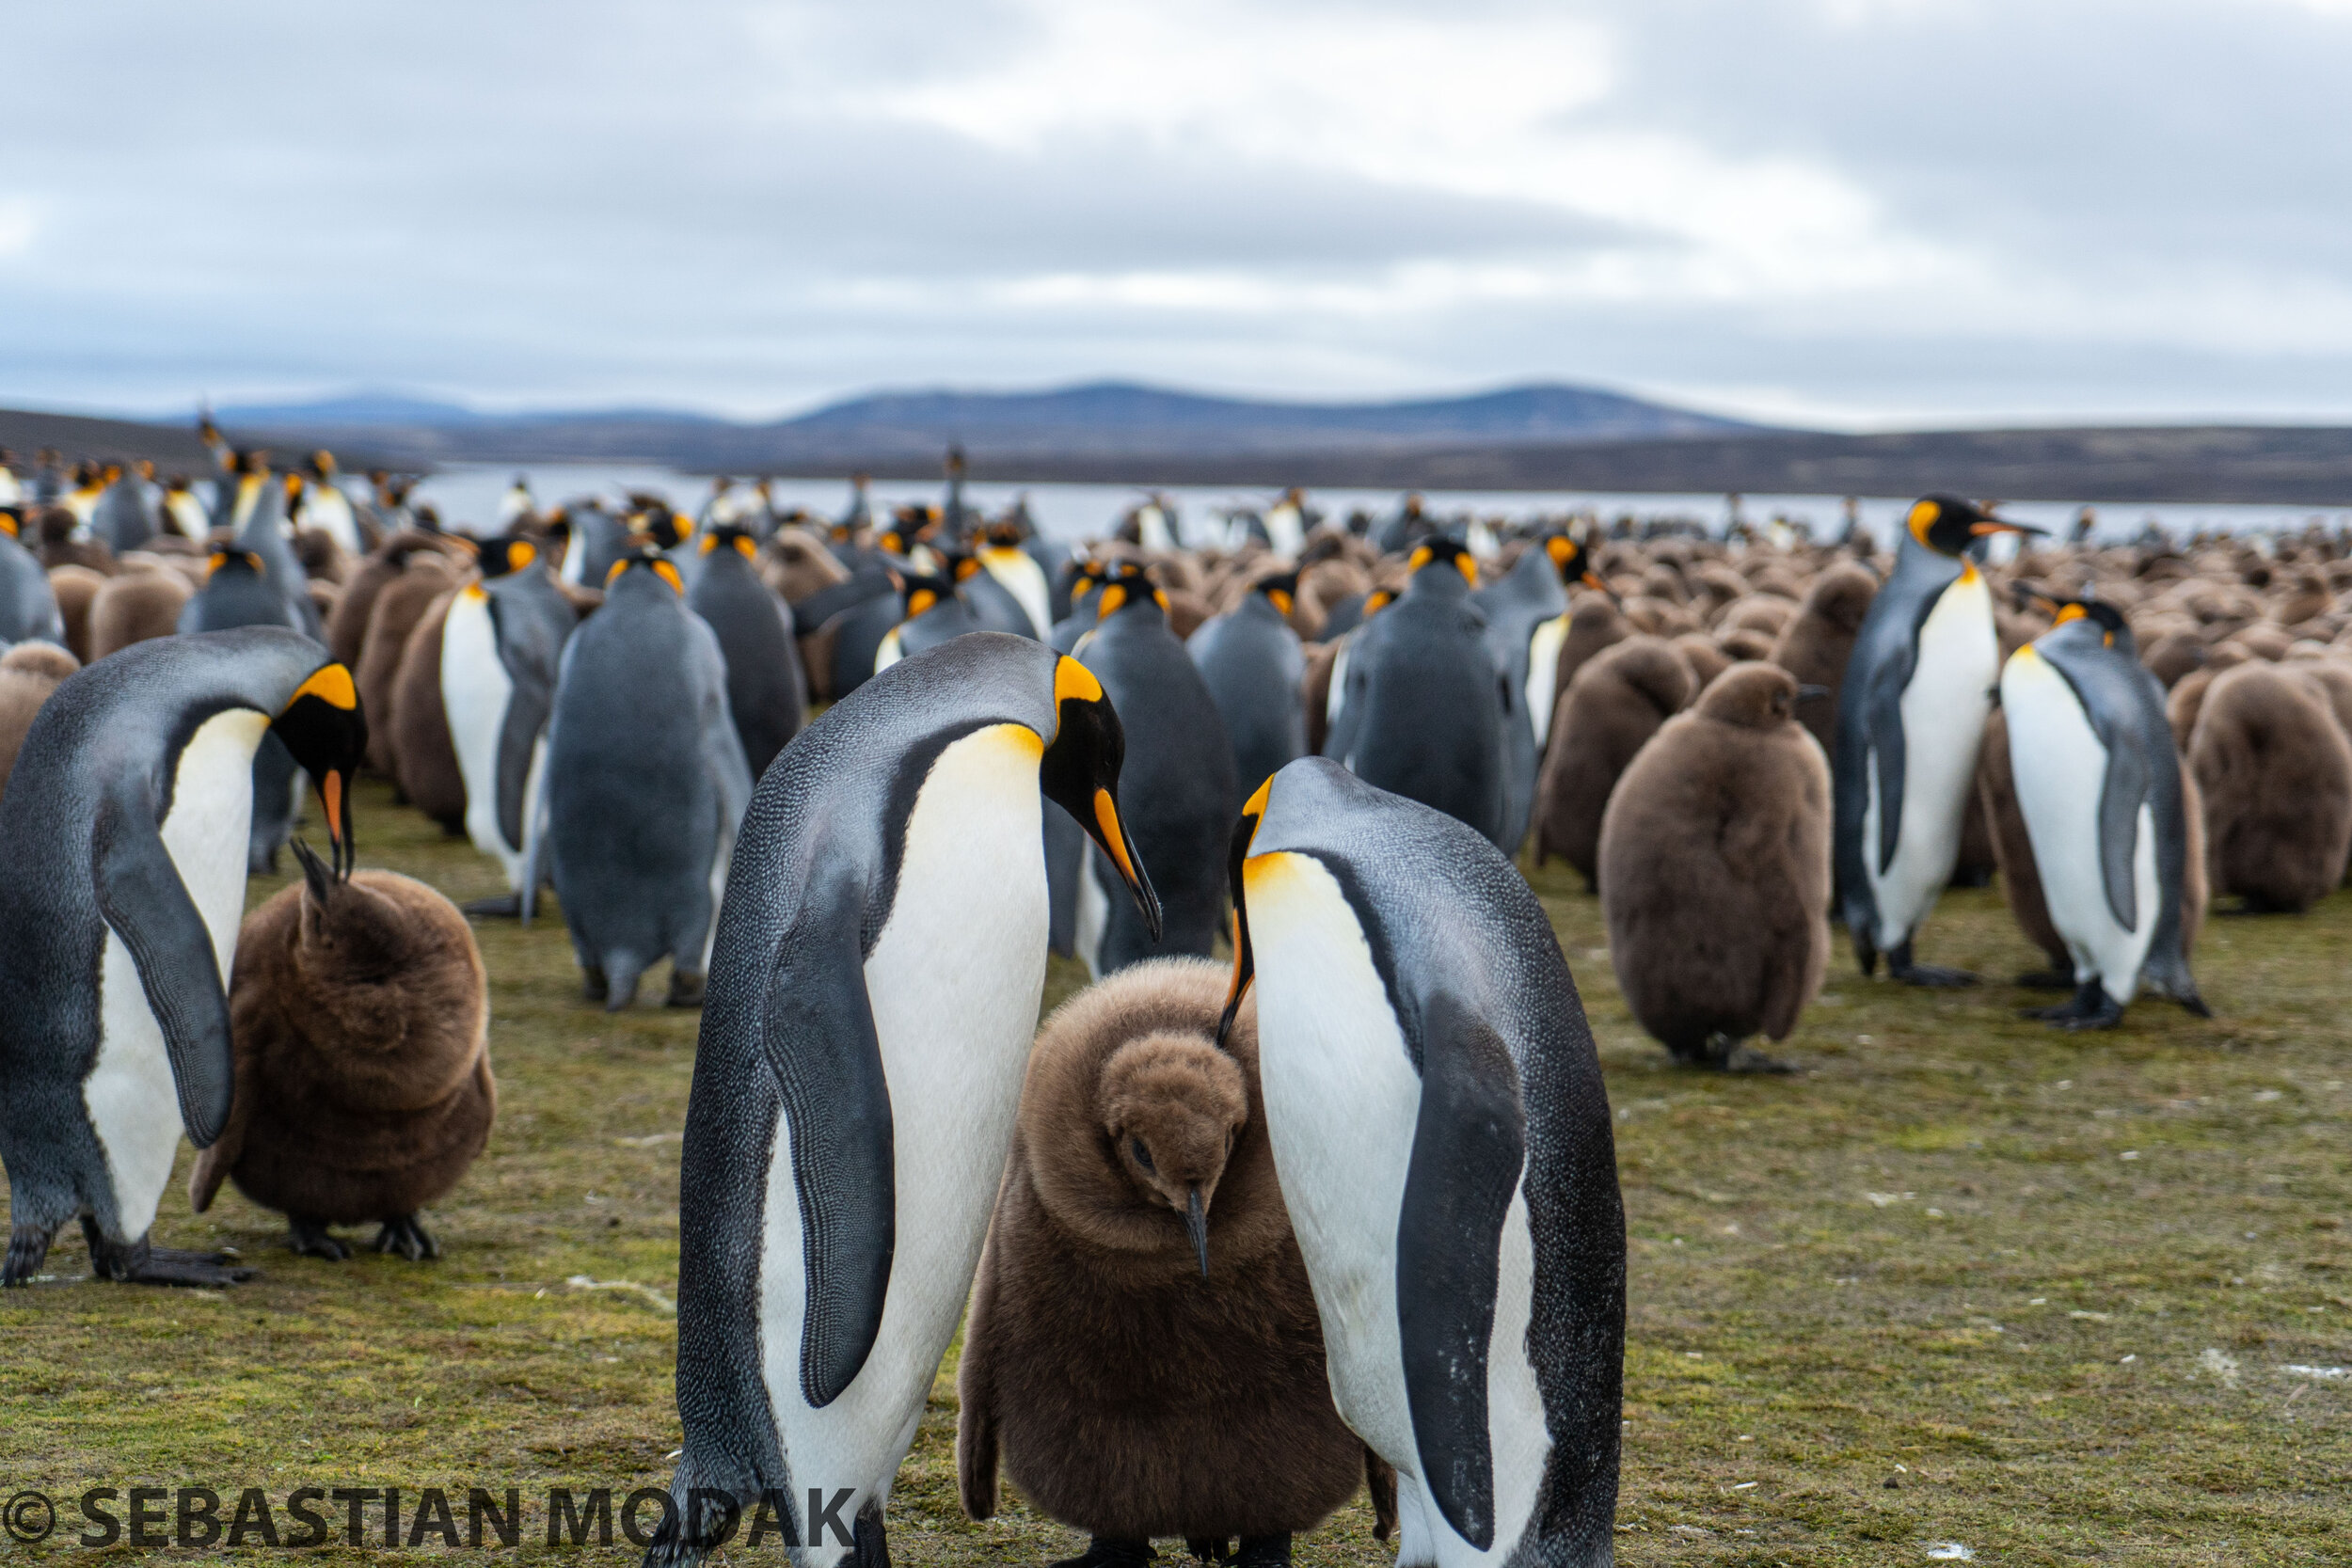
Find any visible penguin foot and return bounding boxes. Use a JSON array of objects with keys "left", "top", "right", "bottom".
[
  {"left": 666, "top": 970, "right": 707, "bottom": 1009},
  {"left": 1887, "top": 942, "right": 1978, "bottom": 988},
  {"left": 1230, "top": 1537, "right": 1291, "bottom": 1567},
  {"left": 461, "top": 892, "right": 524, "bottom": 919},
  {"left": 2014, "top": 967, "right": 2077, "bottom": 990},
  {"left": 288, "top": 1217, "right": 351, "bottom": 1260},
  {"left": 1051, "top": 1539, "right": 1154, "bottom": 1568},
  {"left": 1184, "top": 1540, "right": 1229, "bottom": 1562},
  {"left": 580, "top": 966, "right": 608, "bottom": 1004},
  {"left": 2176, "top": 990, "right": 2214, "bottom": 1019},
  {"left": 1720, "top": 1044, "right": 1800, "bottom": 1074},
  {"left": 373, "top": 1214, "right": 440, "bottom": 1261},
  {"left": 2024, "top": 981, "right": 2124, "bottom": 1030},
  {"left": 4, "top": 1223, "right": 57, "bottom": 1286},
  {"left": 84, "top": 1223, "right": 255, "bottom": 1287}
]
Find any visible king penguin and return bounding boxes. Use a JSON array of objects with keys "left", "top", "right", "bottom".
[
  {"left": 1187, "top": 571, "right": 1307, "bottom": 796},
  {"left": 1477, "top": 534, "right": 1610, "bottom": 854},
  {"left": 1217, "top": 757, "right": 1625, "bottom": 1567},
  {"left": 535, "top": 549, "right": 752, "bottom": 1009},
  {"left": 0, "top": 628, "right": 366, "bottom": 1286},
  {"left": 1999, "top": 598, "right": 2209, "bottom": 1028},
  {"left": 0, "top": 508, "right": 66, "bottom": 643},
  {"left": 1834, "top": 496, "right": 2041, "bottom": 984},
  {"left": 1073, "top": 562, "right": 1238, "bottom": 975},
  {"left": 648, "top": 633, "right": 1160, "bottom": 1567},
  {"left": 1323, "top": 539, "right": 1509, "bottom": 848},
  {"left": 687, "top": 522, "right": 807, "bottom": 782},
  {"left": 443, "top": 537, "right": 577, "bottom": 916}
]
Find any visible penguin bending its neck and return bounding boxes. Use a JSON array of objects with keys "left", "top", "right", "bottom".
[
  {"left": 959, "top": 958, "right": 1391, "bottom": 1568},
  {"left": 1834, "top": 496, "right": 2041, "bottom": 985},
  {"left": 1221, "top": 758, "right": 1625, "bottom": 1567},
  {"left": 2000, "top": 598, "right": 2209, "bottom": 1027},
  {"left": 0, "top": 628, "right": 365, "bottom": 1287},
  {"left": 190, "top": 841, "right": 493, "bottom": 1259},
  {"left": 651, "top": 633, "right": 1159, "bottom": 1568}
]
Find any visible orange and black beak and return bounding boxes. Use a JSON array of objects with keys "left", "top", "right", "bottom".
[
  {"left": 1215, "top": 777, "right": 1270, "bottom": 1051},
  {"left": 1041, "top": 657, "right": 1161, "bottom": 941},
  {"left": 272, "top": 663, "right": 366, "bottom": 879},
  {"left": 1971, "top": 515, "right": 2047, "bottom": 540}
]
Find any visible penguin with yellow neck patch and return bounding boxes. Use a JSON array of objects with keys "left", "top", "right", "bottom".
[{"left": 1835, "top": 495, "right": 2042, "bottom": 985}]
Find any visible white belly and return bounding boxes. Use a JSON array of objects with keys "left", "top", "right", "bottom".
[
  {"left": 86, "top": 708, "right": 263, "bottom": 1238},
  {"left": 2002, "top": 648, "right": 2160, "bottom": 1002},
  {"left": 981, "top": 549, "right": 1052, "bottom": 640},
  {"left": 443, "top": 590, "right": 525, "bottom": 878},
  {"left": 307, "top": 487, "right": 362, "bottom": 554},
  {"left": 757, "top": 724, "right": 1048, "bottom": 1560},
  {"left": 1265, "top": 503, "right": 1305, "bottom": 557},
  {"left": 872, "top": 627, "right": 904, "bottom": 674},
  {"left": 1864, "top": 570, "right": 1996, "bottom": 946},
  {"left": 1524, "top": 614, "right": 1568, "bottom": 752},
  {"left": 1245, "top": 851, "right": 1551, "bottom": 1565}
]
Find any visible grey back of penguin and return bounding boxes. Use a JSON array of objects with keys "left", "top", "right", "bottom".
[
  {"left": 1080, "top": 594, "right": 1238, "bottom": 973},
  {"left": 544, "top": 562, "right": 753, "bottom": 1006},
  {"left": 1187, "top": 589, "right": 1305, "bottom": 796},
  {"left": 686, "top": 536, "right": 806, "bottom": 783},
  {"left": 1597, "top": 662, "right": 1830, "bottom": 1064}
]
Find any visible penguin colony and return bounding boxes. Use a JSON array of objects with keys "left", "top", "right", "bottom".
[{"left": 5, "top": 439, "right": 2352, "bottom": 1565}]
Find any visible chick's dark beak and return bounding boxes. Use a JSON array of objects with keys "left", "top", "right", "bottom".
[
  {"left": 1184, "top": 1186, "right": 1210, "bottom": 1279},
  {"left": 1795, "top": 684, "right": 1832, "bottom": 703}
]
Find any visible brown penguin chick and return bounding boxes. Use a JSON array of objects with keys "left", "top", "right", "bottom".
[
  {"left": 1716, "top": 626, "right": 1778, "bottom": 665},
  {"left": 2140, "top": 628, "right": 2208, "bottom": 689},
  {"left": 1549, "top": 589, "right": 1629, "bottom": 699},
  {"left": 326, "top": 530, "right": 460, "bottom": 670},
  {"left": 756, "top": 524, "right": 850, "bottom": 604},
  {"left": 1977, "top": 706, "right": 2072, "bottom": 987},
  {"left": 190, "top": 844, "right": 494, "bottom": 1260},
  {"left": 1768, "top": 561, "right": 1877, "bottom": 757},
  {"left": 46, "top": 564, "right": 105, "bottom": 662},
  {"left": 1596, "top": 662, "right": 1830, "bottom": 1070},
  {"left": 1720, "top": 594, "right": 1795, "bottom": 639},
  {"left": 86, "top": 566, "right": 192, "bottom": 658},
  {"left": 2165, "top": 644, "right": 2250, "bottom": 751},
  {"left": 2189, "top": 661, "right": 2352, "bottom": 913},
  {"left": 390, "top": 586, "right": 468, "bottom": 833},
  {"left": 0, "top": 642, "right": 79, "bottom": 795},
  {"left": 959, "top": 958, "right": 1390, "bottom": 1567},
  {"left": 292, "top": 527, "right": 349, "bottom": 587},
  {"left": 1534, "top": 634, "right": 1695, "bottom": 888},
  {"left": 1674, "top": 632, "right": 1732, "bottom": 689},
  {"left": 355, "top": 554, "right": 458, "bottom": 778}
]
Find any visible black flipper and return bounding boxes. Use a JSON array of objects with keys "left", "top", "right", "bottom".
[
  {"left": 2092, "top": 716, "right": 2149, "bottom": 931},
  {"left": 91, "top": 792, "right": 234, "bottom": 1148},
  {"left": 491, "top": 597, "right": 553, "bottom": 853},
  {"left": 1395, "top": 991, "right": 1527, "bottom": 1552},
  {"left": 757, "top": 879, "right": 895, "bottom": 1409}
]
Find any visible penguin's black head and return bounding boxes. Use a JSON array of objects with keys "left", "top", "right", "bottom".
[
  {"left": 1216, "top": 773, "right": 1275, "bottom": 1051},
  {"left": 273, "top": 662, "right": 367, "bottom": 879},
  {"left": 1040, "top": 656, "right": 1162, "bottom": 942},
  {"left": 1541, "top": 532, "right": 1608, "bottom": 594},
  {"left": 207, "top": 550, "right": 266, "bottom": 580},
  {"left": 896, "top": 571, "right": 958, "bottom": 619},
  {"left": 1907, "top": 495, "right": 2044, "bottom": 558},
  {"left": 634, "top": 506, "right": 691, "bottom": 551},
  {"left": 1094, "top": 562, "right": 1167, "bottom": 621},
  {"left": 606, "top": 545, "right": 685, "bottom": 595},
  {"left": 2050, "top": 595, "right": 2132, "bottom": 648},
  {"left": 699, "top": 523, "right": 759, "bottom": 562},
  {"left": 475, "top": 535, "right": 538, "bottom": 578},
  {"left": 1252, "top": 572, "right": 1300, "bottom": 618},
  {"left": 0, "top": 506, "right": 20, "bottom": 540},
  {"left": 1406, "top": 537, "right": 1477, "bottom": 586}
]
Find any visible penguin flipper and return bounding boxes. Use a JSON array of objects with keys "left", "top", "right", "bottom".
[
  {"left": 92, "top": 795, "right": 235, "bottom": 1149},
  {"left": 1395, "top": 991, "right": 1527, "bottom": 1553},
  {"left": 758, "top": 898, "right": 896, "bottom": 1409},
  {"left": 955, "top": 1226, "right": 1003, "bottom": 1521}
]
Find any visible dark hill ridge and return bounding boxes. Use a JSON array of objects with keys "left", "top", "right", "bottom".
[{"left": 208, "top": 380, "right": 1769, "bottom": 467}]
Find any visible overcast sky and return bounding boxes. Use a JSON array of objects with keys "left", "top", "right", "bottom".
[{"left": 9, "top": 0, "right": 2352, "bottom": 428}]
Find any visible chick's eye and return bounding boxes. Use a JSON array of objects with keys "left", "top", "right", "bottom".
[{"left": 1130, "top": 1137, "right": 1154, "bottom": 1173}]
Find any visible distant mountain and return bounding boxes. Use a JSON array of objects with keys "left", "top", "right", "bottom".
[{"left": 213, "top": 379, "right": 1774, "bottom": 469}]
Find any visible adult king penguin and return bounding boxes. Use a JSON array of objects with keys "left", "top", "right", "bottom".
[
  {"left": 0, "top": 628, "right": 365, "bottom": 1286},
  {"left": 1218, "top": 757, "right": 1626, "bottom": 1568},
  {"left": 1999, "top": 598, "right": 2209, "bottom": 1028},
  {"left": 1186, "top": 571, "right": 1306, "bottom": 797},
  {"left": 1835, "top": 496, "right": 2041, "bottom": 984},
  {"left": 650, "top": 633, "right": 1158, "bottom": 1567},
  {"left": 1480, "top": 534, "right": 1611, "bottom": 853},
  {"left": 443, "top": 537, "right": 577, "bottom": 916}
]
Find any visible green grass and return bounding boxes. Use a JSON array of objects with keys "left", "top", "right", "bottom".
[{"left": 3, "top": 777, "right": 2347, "bottom": 1563}]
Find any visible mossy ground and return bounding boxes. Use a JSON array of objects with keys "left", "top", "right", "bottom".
[{"left": 3, "top": 777, "right": 2346, "bottom": 1563}]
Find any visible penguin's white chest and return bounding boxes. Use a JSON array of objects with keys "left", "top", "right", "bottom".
[
  {"left": 87, "top": 707, "right": 266, "bottom": 1239},
  {"left": 442, "top": 590, "right": 524, "bottom": 870},
  {"left": 1264, "top": 502, "right": 1304, "bottom": 557},
  {"left": 2001, "top": 648, "right": 2160, "bottom": 1000},
  {"left": 758, "top": 723, "right": 1049, "bottom": 1524},
  {"left": 980, "top": 548, "right": 1053, "bottom": 640},
  {"left": 1524, "top": 613, "right": 1569, "bottom": 752},
  {"left": 1864, "top": 569, "right": 1997, "bottom": 944}
]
